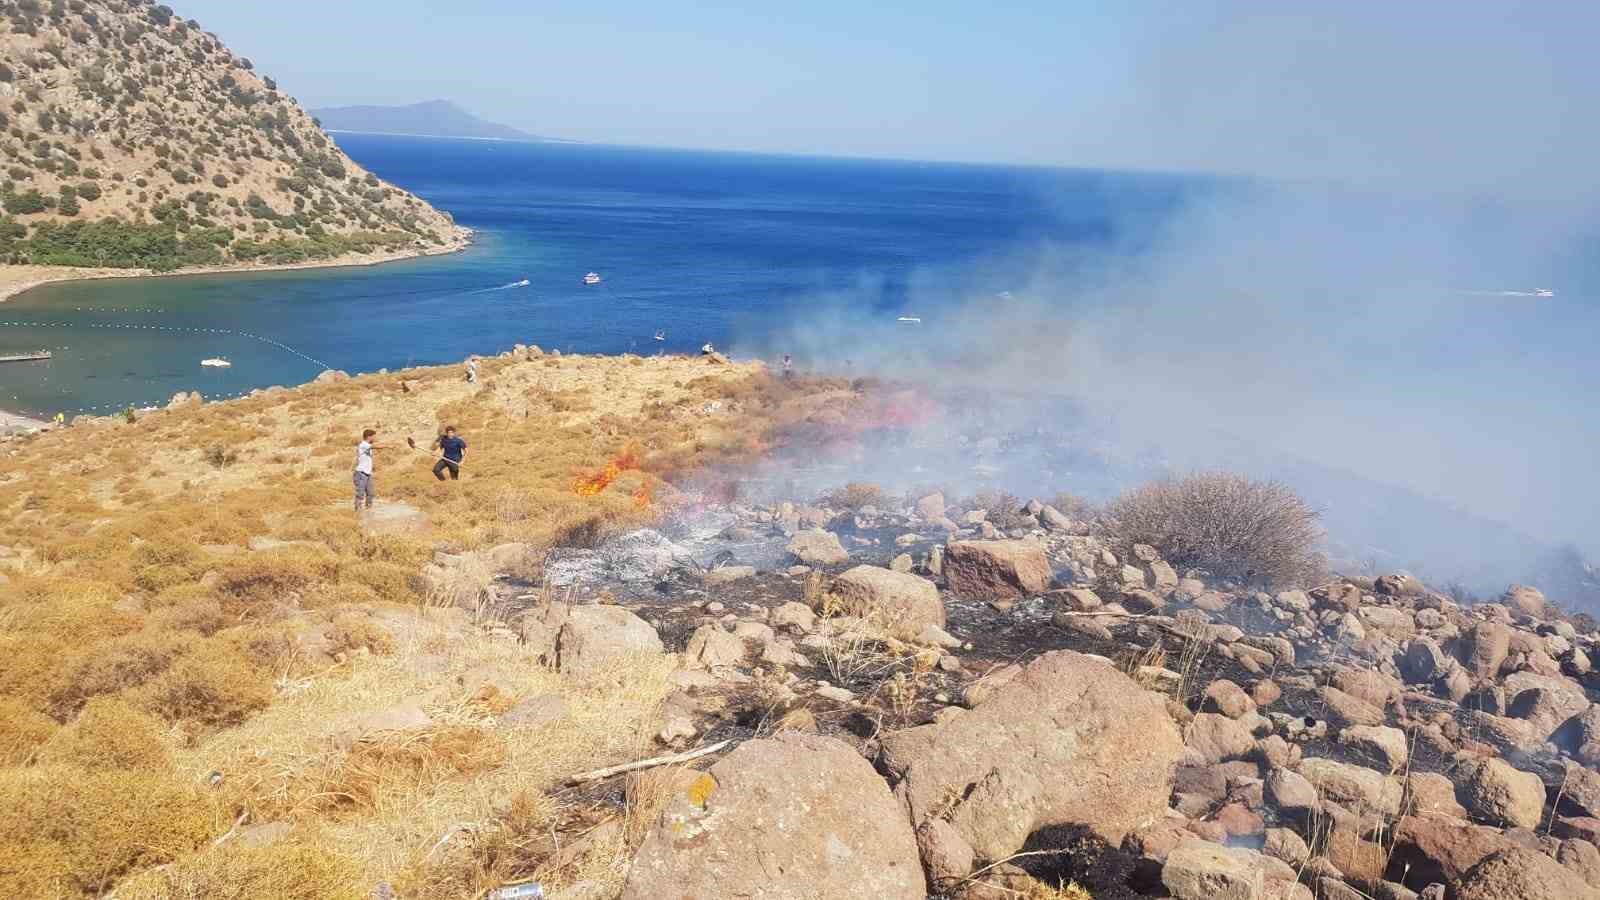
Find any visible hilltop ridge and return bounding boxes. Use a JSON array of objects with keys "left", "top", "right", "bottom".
[{"left": 0, "top": 0, "right": 468, "bottom": 275}]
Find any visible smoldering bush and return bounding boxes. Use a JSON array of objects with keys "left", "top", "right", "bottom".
[{"left": 1101, "top": 471, "right": 1326, "bottom": 587}]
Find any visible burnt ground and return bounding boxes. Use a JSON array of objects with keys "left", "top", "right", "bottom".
[{"left": 497, "top": 515, "right": 1528, "bottom": 898}]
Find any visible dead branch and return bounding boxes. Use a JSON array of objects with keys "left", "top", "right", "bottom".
[{"left": 564, "top": 739, "right": 734, "bottom": 785}]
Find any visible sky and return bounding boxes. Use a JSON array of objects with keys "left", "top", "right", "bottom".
[{"left": 173, "top": 1, "right": 1597, "bottom": 179}]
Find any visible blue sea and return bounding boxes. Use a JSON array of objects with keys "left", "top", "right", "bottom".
[{"left": 0, "top": 137, "right": 1195, "bottom": 417}]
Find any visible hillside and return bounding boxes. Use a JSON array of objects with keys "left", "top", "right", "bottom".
[
  {"left": 312, "top": 99, "right": 549, "bottom": 142},
  {"left": 0, "top": 0, "right": 468, "bottom": 274}
]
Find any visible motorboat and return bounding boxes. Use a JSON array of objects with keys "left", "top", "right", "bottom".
[
  {"left": 583, "top": 272, "right": 602, "bottom": 285},
  {"left": 200, "top": 357, "right": 232, "bottom": 367},
  {"left": 896, "top": 316, "right": 922, "bottom": 324}
]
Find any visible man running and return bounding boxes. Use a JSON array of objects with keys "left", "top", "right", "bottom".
[
  {"left": 432, "top": 425, "right": 467, "bottom": 481},
  {"left": 353, "top": 428, "right": 378, "bottom": 512}
]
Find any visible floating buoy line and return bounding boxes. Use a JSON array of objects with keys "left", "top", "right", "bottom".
[{"left": 0, "top": 319, "right": 331, "bottom": 370}]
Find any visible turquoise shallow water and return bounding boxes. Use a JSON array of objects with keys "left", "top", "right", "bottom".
[{"left": 0, "top": 137, "right": 1191, "bottom": 417}]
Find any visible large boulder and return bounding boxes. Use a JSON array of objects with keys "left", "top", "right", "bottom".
[
  {"left": 786, "top": 529, "right": 849, "bottom": 566},
  {"left": 943, "top": 539, "right": 1051, "bottom": 600},
  {"left": 1389, "top": 815, "right": 1524, "bottom": 889},
  {"left": 886, "top": 650, "right": 1182, "bottom": 868},
  {"left": 826, "top": 565, "right": 945, "bottom": 641},
  {"left": 1452, "top": 847, "right": 1592, "bottom": 900},
  {"left": 1299, "top": 758, "right": 1403, "bottom": 817},
  {"left": 1504, "top": 671, "right": 1590, "bottom": 741},
  {"left": 1162, "top": 840, "right": 1266, "bottom": 900},
  {"left": 536, "top": 604, "right": 663, "bottom": 675},
  {"left": 1502, "top": 585, "right": 1551, "bottom": 618},
  {"left": 1460, "top": 758, "right": 1544, "bottom": 830},
  {"left": 1461, "top": 622, "right": 1512, "bottom": 680},
  {"left": 620, "top": 732, "right": 924, "bottom": 900}
]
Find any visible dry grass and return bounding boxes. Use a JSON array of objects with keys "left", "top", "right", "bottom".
[
  {"left": 0, "top": 352, "right": 847, "bottom": 895},
  {"left": 1100, "top": 471, "right": 1327, "bottom": 588}
]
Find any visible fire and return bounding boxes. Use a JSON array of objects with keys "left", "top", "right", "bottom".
[
  {"left": 632, "top": 483, "right": 653, "bottom": 509},
  {"left": 572, "top": 448, "right": 643, "bottom": 497}
]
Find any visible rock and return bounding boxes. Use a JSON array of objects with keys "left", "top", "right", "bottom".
[
  {"left": 1252, "top": 679, "right": 1283, "bottom": 707},
  {"left": 890, "top": 650, "right": 1182, "bottom": 862},
  {"left": 826, "top": 565, "right": 944, "bottom": 641},
  {"left": 942, "top": 539, "right": 1051, "bottom": 600},
  {"left": 1504, "top": 671, "right": 1590, "bottom": 741},
  {"left": 1319, "top": 686, "right": 1387, "bottom": 728},
  {"left": 1215, "top": 802, "right": 1265, "bottom": 837},
  {"left": 1203, "top": 680, "right": 1258, "bottom": 719},
  {"left": 704, "top": 565, "right": 756, "bottom": 584},
  {"left": 770, "top": 601, "right": 817, "bottom": 632},
  {"left": 498, "top": 694, "right": 570, "bottom": 729},
  {"left": 1376, "top": 573, "right": 1424, "bottom": 597},
  {"left": 1339, "top": 725, "right": 1410, "bottom": 771},
  {"left": 1557, "top": 838, "right": 1600, "bottom": 888},
  {"left": 1452, "top": 847, "right": 1592, "bottom": 900},
  {"left": 1502, "top": 585, "right": 1551, "bottom": 618},
  {"left": 961, "top": 663, "right": 1023, "bottom": 708},
  {"left": 1332, "top": 667, "right": 1402, "bottom": 708},
  {"left": 1461, "top": 758, "right": 1545, "bottom": 830},
  {"left": 1407, "top": 771, "right": 1469, "bottom": 819},
  {"left": 557, "top": 605, "right": 664, "bottom": 675},
  {"left": 1459, "top": 710, "right": 1536, "bottom": 757},
  {"left": 1267, "top": 767, "right": 1320, "bottom": 816},
  {"left": 1390, "top": 815, "right": 1524, "bottom": 889},
  {"left": 1187, "top": 713, "right": 1258, "bottom": 765},
  {"left": 683, "top": 623, "right": 747, "bottom": 669},
  {"left": 1403, "top": 638, "right": 1450, "bottom": 683},
  {"left": 1263, "top": 828, "right": 1311, "bottom": 867},
  {"left": 787, "top": 529, "right": 849, "bottom": 566},
  {"left": 915, "top": 492, "right": 946, "bottom": 520},
  {"left": 620, "top": 733, "right": 924, "bottom": 900},
  {"left": 1162, "top": 840, "right": 1266, "bottom": 900},
  {"left": 1462, "top": 622, "right": 1512, "bottom": 680},
  {"left": 915, "top": 818, "right": 975, "bottom": 890},
  {"left": 1038, "top": 505, "right": 1074, "bottom": 531},
  {"left": 1549, "top": 761, "right": 1600, "bottom": 819},
  {"left": 314, "top": 369, "right": 350, "bottom": 382},
  {"left": 1300, "top": 757, "right": 1403, "bottom": 817},
  {"left": 889, "top": 553, "right": 914, "bottom": 573},
  {"left": 236, "top": 820, "right": 293, "bottom": 849}
]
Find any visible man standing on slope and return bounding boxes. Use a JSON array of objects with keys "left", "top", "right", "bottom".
[
  {"left": 432, "top": 425, "right": 467, "bottom": 481},
  {"left": 353, "top": 428, "right": 378, "bottom": 512}
]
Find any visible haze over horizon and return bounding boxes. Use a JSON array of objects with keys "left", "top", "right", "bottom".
[
  {"left": 164, "top": 0, "right": 1600, "bottom": 560},
  {"left": 173, "top": 1, "right": 1598, "bottom": 188}
]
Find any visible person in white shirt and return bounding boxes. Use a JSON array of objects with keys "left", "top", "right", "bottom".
[{"left": 353, "top": 428, "right": 378, "bottom": 512}]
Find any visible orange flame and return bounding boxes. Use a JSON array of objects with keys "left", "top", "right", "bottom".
[{"left": 572, "top": 448, "right": 642, "bottom": 497}]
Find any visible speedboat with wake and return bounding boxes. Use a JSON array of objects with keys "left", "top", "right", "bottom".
[
  {"left": 200, "top": 357, "right": 231, "bottom": 367},
  {"left": 897, "top": 316, "right": 922, "bottom": 324}
]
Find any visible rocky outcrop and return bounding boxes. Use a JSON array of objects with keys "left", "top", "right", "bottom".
[
  {"left": 885, "top": 650, "right": 1182, "bottom": 876},
  {"left": 621, "top": 733, "right": 924, "bottom": 900},
  {"left": 943, "top": 539, "right": 1051, "bottom": 600},
  {"left": 519, "top": 603, "right": 663, "bottom": 675}
]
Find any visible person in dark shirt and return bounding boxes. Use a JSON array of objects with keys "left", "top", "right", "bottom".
[{"left": 432, "top": 426, "right": 467, "bottom": 481}]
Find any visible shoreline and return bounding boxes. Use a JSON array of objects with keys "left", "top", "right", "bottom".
[{"left": 0, "top": 227, "right": 474, "bottom": 305}]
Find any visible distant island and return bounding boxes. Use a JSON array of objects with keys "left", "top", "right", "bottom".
[{"left": 311, "top": 100, "right": 556, "bottom": 142}]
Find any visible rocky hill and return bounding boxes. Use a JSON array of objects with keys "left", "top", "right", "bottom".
[
  {"left": 0, "top": 0, "right": 467, "bottom": 273},
  {"left": 312, "top": 99, "right": 550, "bottom": 142}
]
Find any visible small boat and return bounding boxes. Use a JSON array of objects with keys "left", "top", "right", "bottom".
[
  {"left": 896, "top": 316, "right": 922, "bottom": 324},
  {"left": 512, "top": 278, "right": 530, "bottom": 287},
  {"left": 1536, "top": 288, "right": 1555, "bottom": 297},
  {"left": 200, "top": 357, "right": 231, "bottom": 368},
  {"left": 0, "top": 350, "right": 51, "bottom": 363},
  {"left": 653, "top": 331, "right": 666, "bottom": 342},
  {"left": 583, "top": 272, "right": 602, "bottom": 285}
]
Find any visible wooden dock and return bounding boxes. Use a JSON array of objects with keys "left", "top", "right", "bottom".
[{"left": 0, "top": 351, "right": 51, "bottom": 363}]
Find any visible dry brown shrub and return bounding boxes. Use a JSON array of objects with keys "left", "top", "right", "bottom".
[
  {"left": 0, "top": 766, "right": 213, "bottom": 897},
  {"left": 147, "top": 598, "right": 229, "bottom": 636},
  {"left": 1100, "top": 471, "right": 1326, "bottom": 587},
  {"left": 0, "top": 696, "right": 57, "bottom": 765},
  {"left": 822, "top": 481, "right": 886, "bottom": 511},
  {"left": 117, "top": 842, "right": 364, "bottom": 900},
  {"left": 213, "top": 547, "right": 340, "bottom": 613},
  {"left": 49, "top": 630, "right": 196, "bottom": 718},
  {"left": 137, "top": 640, "right": 274, "bottom": 728},
  {"left": 967, "top": 488, "right": 1033, "bottom": 530},
  {"left": 299, "top": 727, "right": 508, "bottom": 817},
  {"left": 40, "top": 696, "right": 171, "bottom": 771}
]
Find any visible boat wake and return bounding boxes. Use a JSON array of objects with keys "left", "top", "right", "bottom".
[{"left": 1458, "top": 288, "right": 1556, "bottom": 298}]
